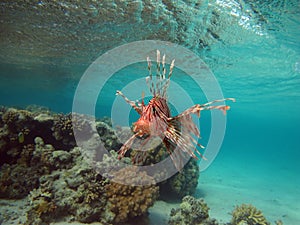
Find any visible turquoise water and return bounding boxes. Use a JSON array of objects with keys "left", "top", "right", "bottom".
[{"left": 1, "top": 0, "right": 300, "bottom": 224}]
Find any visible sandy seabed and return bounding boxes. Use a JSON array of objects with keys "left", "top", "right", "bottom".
[{"left": 149, "top": 146, "right": 300, "bottom": 225}]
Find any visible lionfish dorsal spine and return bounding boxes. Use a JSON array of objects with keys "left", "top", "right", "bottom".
[
  {"left": 146, "top": 50, "right": 175, "bottom": 98},
  {"left": 162, "top": 54, "right": 166, "bottom": 79},
  {"left": 146, "top": 56, "right": 155, "bottom": 96},
  {"left": 156, "top": 50, "right": 161, "bottom": 96},
  {"left": 162, "top": 58, "right": 175, "bottom": 98},
  {"left": 168, "top": 59, "right": 175, "bottom": 79},
  {"left": 156, "top": 49, "right": 161, "bottom": 77}
]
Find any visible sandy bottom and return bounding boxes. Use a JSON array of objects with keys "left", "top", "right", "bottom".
[
  {"left": 200, "top": 153, "right": 299, "bottom": 224},
  {"left": 159, "top": 156, "right": 299, "bottom": 224},
  {"left": 149, "top": 148, "right": 300, "bottom": 225}
]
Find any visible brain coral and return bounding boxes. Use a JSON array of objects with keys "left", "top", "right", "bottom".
[{"left": 106, "top": 167, "right": 159, "bottom": 223}]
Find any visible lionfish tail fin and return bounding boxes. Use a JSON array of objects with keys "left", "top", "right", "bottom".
[{"left": 146, "top": 50, "right": 175, "bottom": 98}]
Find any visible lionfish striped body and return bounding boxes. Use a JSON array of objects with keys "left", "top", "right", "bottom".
[{"left": 116, "top": 50, "right": 235, "bottom": 171}]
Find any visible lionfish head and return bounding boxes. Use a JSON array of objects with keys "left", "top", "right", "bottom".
[{"left": 133, "top": 118, "right": 150, "bottom": 138}]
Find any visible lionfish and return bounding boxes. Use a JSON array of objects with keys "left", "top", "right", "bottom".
[{"left": 116, "top": 50, "right": 235, "bottom": 171}]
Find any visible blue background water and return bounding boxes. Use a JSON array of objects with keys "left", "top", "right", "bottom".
[{"left": 0, "top": 0, "right": 299, "bottom": 224}]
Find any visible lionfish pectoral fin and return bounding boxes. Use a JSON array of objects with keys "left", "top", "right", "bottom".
[
  {"left": 200, "top": 98, "right": 235, "bottom": 114},
  {"left": 118, "top": 133, "right": 138, "bottom": 159},
  {"left": 116, "top": 90, "right": 142, "bottom": 115},
  {"left": 170, "top": 104, "right": 202, "bottom": 121},
  {"left": 132, "top": 151, "right": 148, "bottom": 165},
  {"left": 195, "top": 143, "right": 207, "bottom": 160},
  {"left": 166, "top": 111, "right": 207, "bottom": 163},
  {"left": 131, "top": 136, "right": 151, "bottom": 165}
]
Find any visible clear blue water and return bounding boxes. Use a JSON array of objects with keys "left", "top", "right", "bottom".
[{"left": 0, "top": 0, "right": 300, "bottom": 224}]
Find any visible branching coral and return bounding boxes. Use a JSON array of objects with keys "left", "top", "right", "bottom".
[
  {"left": 2, "top": 108, "right": 20, "bottom": 126},
  {"left": 106, "top": 167, "right": 159, "bottom": 223},
  {"left": 52, "top": 113, "right": 93, "bottom": 148},
  {"left": 17, "top": 144, "right": 34, "bottom": 166},
  {"left": 2, "top": 108, "right": 33, "bottom": 132},
  {"left": 95, "top": 150, "right": 131, "bottom": 179},
  {"left": 52, "top": 113, "right": 74, "bottom": 143},
  {"left": 231, "top": 204, "right": 271, "bottom": 225}
]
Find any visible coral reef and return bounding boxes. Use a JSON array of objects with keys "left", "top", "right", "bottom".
[
  {"left": 0, "top": 107, "right": 94, "bottom": 165},
  {"left": 0, "top": 108, "right": 34, "bottom": 164},
  {"left": 24, "top": 147, "right": 159, "bottom": 225},
  {"left": 0, "top": 136, "right": 69, "bottom": 199},
  {"left": 1, "top": 106, "right": 276, "bottom": 225},
  {"left": 0, "top": 107, "right": 160, "bottom": 224},
  {"left": 230, "top": 204, "right": 271, "bottom": 225},
  {"left": 169, "top": 195, "right": 218, "bottom": 225},
  {"left": 24, "top": 147, "right": 110, "bottom": 224},
  {"left": 0, "top": 107, "right": 53, "bottom": 167}
]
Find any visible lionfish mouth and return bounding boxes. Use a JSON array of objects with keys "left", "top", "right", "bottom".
[
  {"left": 135, "top": 133, "right": 150, "bottom": 140},
  {"left": 130, "top": 125, "right": 150, "bottom": 139}
]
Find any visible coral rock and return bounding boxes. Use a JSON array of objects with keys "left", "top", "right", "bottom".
[{"left": 164, "top": 158, "right": 200, "bottom": 197}]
